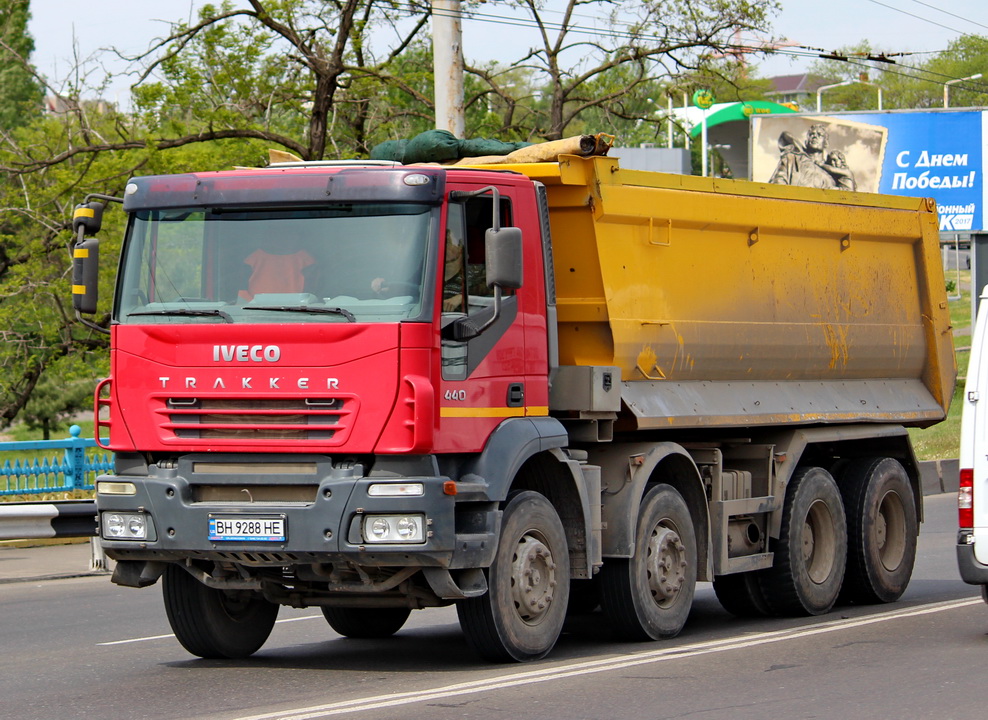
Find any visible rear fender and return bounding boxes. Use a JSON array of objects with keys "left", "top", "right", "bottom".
[{"left": 590, "top": 442, "right": 710, "bottom": 579}]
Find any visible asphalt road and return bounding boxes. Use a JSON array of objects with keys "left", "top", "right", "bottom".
[{"left": 2, "top": 493, "right": 985, "bottom": 720}]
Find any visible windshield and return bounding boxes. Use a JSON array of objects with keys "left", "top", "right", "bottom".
[{"left": 115, "top": 203, "right": 435, "bottom": 324}]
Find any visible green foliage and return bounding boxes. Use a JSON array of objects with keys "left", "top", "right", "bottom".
[
  {"left": 809, "top": 35, "right": 988, "bottom": 112},
  {"left": 0, "top": 0, "right": 785, "bottom": 425},
  {"left": 19, "top": 357, "right": 96, "bottom": 439},
  {"left": 0, "top": 0, "right": 43, "bottom": 130}
]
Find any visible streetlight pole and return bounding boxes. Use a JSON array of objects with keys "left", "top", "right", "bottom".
[
  {"left": 817, "top": 78, "right": 883, "bottom": 112},
  {"left": 945, "top": 73, "right": 983, "bottom": 108},
  {"left": 432, "top": 0, "right": 465, "bottom": 136},
  {"left": 857, "top": 80, "right": 883, "bottom": 111}
]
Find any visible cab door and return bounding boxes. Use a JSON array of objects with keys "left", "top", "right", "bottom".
[{"left": 435, "top": 179, "right": 548, "bottom": 452}]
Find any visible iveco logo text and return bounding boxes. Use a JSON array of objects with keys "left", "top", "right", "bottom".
[{"left": 213, "top": 345, "right": 281, "bottom": 362}]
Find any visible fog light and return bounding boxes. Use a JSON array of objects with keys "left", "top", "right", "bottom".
[
  {"left": 361, "top": 514, "right": 425, "bottom": 544},
  {"left": 101, "top": 511, "right": 150, "bottom": 540}
]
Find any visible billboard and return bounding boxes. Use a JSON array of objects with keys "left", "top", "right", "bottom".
[{"left": 751, "top": 110, "right": 985, "bottom": 233}]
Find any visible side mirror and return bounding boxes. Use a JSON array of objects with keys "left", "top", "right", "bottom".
[
  {"left": 72, "top": 237, "right": 99, "bottom": 315},
  {"left": 72, "top": 201, "right": 104, "bottom": 236},
  {"left": 485, "top": 226, "right": 523, "bottom": 289}
]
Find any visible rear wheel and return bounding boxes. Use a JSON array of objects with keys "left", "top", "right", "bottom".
[
  {"left": 321, "top": 607, "right": 411, "bottom": 638},
  {"left": 712, "top": 571, "right": 770, "bottom": 618},
  {"left": 162, "top": 563, "right": 278, "bottom": 659},
  {"left": 758, "top": 467, "right": 847, "bottom": 616},
  {"left": 457, "top": 491, "right": 570, "bottom": 662},
  {"left": 600, "top": 484, "right": 697, "bottom": 640},
  {"left": 837, "top": 457, "right": 918, "bottom": 604}
]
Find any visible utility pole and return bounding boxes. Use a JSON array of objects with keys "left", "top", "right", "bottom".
[{"left": 432, "top": 0, "right": 465, "bottom": 137}]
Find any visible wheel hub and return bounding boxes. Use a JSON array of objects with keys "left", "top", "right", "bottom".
[
  {"left": 511, "top": 533, "right": 557, "bottom": 623},
  {"left": 803, "top": 499, "right": 836, "bottom": 584},
  {"left": 646, "top": 526, "right": 687, "bottom": 605}
]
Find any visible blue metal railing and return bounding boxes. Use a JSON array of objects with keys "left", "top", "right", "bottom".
[{"left": 0, "top": 425, "right": 112, "bottom": 497}]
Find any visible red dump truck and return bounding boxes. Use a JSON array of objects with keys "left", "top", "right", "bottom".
[{"left": 72, "top": 152, "right": 955, "bottom": 662}]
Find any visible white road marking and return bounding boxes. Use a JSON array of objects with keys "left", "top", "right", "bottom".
[
  {"left": 97, "top": 614, "right": 323, "bottom": 646},
  {"left": 228, "top": 597, "right": 982, "bottom": 720}
]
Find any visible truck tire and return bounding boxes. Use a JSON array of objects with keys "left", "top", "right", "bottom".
[
  {"left": 162, "top": 563, "right": 278, "bottom": 659},
  {"left": 712, "top": 571, "right": 770, "bottom": 617},
  {"left": 600, "top": 484, "right": 697, "bottom": 641},
  {"left": 836, "top": 457, "right": 917, "bottom": 604},
  {"left": 457, "top": 491, "right": 570, "bottom": 662},
  {"left": 758, "top": 467, "right": 847, "bottom": 616},
  {"left": 321, "top": 607, "right": 411, "bottom": 638}
]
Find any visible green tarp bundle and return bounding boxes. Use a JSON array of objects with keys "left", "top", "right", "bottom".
[{"left": 371, "top": 130, "right": 532, "bottom": 164}]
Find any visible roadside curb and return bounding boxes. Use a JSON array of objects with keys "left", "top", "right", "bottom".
[
  {"left": 0, "top": 570, "right": 111, "bottom": 585},
  {"left": 919, "top": 458, "right": 959, "bottom": 496}
]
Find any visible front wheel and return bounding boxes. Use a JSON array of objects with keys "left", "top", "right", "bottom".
[
  {"left": 758, "top": 467, "right": 847, "bottom": 616},
  {"left": 162, "top": 563, "right": 279, "bottom": 659},
  {"left": 600, "top": 484, "right": 697, "bottom": 640},
  {"left": 457, "top": 491, "right": 570, "bottom": 662},
  {"left": 321, "top": 606, "right": 411, "bottom": 638}
]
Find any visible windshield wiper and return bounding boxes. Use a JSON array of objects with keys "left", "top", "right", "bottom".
[
  {"left": 128, "top": 308, "right": 233, "bottom": 322},
  {"left": 244, "top": 305, "right": 356, "bottom": 322}
]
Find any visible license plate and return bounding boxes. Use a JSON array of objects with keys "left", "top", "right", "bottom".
[{"left": 209, "top": 515, "right": 286, "bottom": 542}]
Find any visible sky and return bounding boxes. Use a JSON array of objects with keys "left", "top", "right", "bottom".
[{"left": 25, "top": 0, "right": 988, "bottom": 104}]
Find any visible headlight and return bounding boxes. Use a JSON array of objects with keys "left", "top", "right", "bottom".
[
  {"left": 361, "top": 514, "right": 425, "bottom": 543},
  {"left": 101, "top": 512, "right": 151, "bottom": 540}
]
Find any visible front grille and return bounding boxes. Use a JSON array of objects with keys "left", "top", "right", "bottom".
[{"left": 157, "top": 397, "right": 353, "bottom": 442}]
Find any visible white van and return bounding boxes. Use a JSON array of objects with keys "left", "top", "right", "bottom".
[{"left": 958, "top": 285, "right": 988, "bottom": 604}]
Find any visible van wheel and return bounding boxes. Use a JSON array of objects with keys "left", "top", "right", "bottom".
[
  {"left": 321, "top": 607, "right": 411, "bottom": 638},
  {"left": 713, "top": 571, "right": 770, "bottom": 617},
  {"left": 600, "top": 484, "right": 697, "bottom": 640},
  {"left": 162, "top": 563, "right": 278, "bottom": 659},
  {"left": 837, "top": 457, "right": 917, "bottom": 604},
  {"left": 759, "top": 467, "right": 847, "bottom": 616},
  {"left": 457, "top": 491, "right": 570, "bottom": 662}
]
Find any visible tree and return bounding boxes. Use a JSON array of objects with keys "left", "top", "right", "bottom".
[
  {"left": 465, "top": 0, "right": 779, "bottom": 140},
  {"left": 808, "top": 35, "right": 988, "bottom": 112},
  {"left": 0, "top": 0, "right": 43, "bottom": 130},
  {"left": 127, "top": 0, "right": 432, "bottom": 161},
  {"left": 0, "top": 0, "right": 784, "bottom": 425},
  {"left": 19, "top": 357, "right": 96, "bottom": 439}
]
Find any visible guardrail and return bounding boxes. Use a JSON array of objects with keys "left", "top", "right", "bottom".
[
  {"left": 0, "top": 425, "right": 109, "bottom": 541},
  {"left": 0, "top": 500, "right": 97, "bottom": 541},
  {"left": 0, "top": 425, "right": 112, "bottom": 497}
]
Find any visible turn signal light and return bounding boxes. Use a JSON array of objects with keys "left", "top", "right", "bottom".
[{"left": 959, "top": 468, "right": 974, "bottom": 529}]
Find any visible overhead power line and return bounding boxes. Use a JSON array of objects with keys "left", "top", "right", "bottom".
[
  {"left": 405, "top": 1, "right": 988, "bottom": 96},
  {"left": 905, "top": 0, "right": 988, "bottom": 33}
]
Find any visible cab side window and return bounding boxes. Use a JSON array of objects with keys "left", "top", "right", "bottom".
[{"left": 443, "top": 195, "right": 513, "bottom": 314}]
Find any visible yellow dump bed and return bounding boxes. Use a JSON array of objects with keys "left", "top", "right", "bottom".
[{"left": 506, "top": 155, "right": 956, "bottom": 429}]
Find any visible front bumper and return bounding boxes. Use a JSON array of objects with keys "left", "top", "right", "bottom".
[
  {"left": 956, "top": 531, "right": 988, "bottom": 585},
  {"left": 97, "top": 454, "right": 493, "bottom": 569}
]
